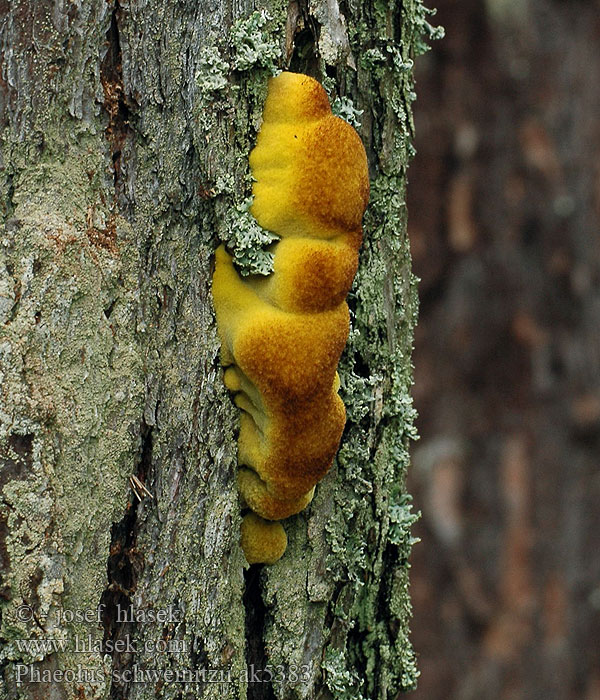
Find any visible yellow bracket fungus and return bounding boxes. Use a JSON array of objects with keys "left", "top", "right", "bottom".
[{"left": 212, "top": 72, "right": 369, "bottom": 565}]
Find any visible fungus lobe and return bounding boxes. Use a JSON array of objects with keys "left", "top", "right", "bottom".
[{"left": 212, "top": 72, "right": 369, "bottom": 564}]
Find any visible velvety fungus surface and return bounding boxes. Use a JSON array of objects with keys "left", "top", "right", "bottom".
[{"left": 212, "top": 72, "right": 369, "bottom": 564}]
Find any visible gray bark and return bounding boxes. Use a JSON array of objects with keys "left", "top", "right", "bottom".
[{"left": 0, "top": 0, "right": 434, "bottom": 698}]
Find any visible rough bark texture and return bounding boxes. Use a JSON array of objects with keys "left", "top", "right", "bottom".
[
  {"left": 0, "top": 1, "right": 434, "bottom": 698},
  {"left": 407, "top": 0, "right": 600, "bottom": 698}
]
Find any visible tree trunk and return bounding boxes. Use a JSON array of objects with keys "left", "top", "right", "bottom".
[
  {"left": 407, "top": 0, "right": 600, "bottom": 698},
  {"left": 0, "top": 1, "right": 432, "bottom": 698}
]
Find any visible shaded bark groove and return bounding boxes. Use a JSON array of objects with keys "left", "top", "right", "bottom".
[{"left": 100, "top": 421, "right": 153, "bottom": 700}]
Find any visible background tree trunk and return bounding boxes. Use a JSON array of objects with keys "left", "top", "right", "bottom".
[
  {"left": 407, "top": 0, "right": 600, "bottom": 698},
  {"left": 0, "top": 1, "right": 432, "bottom": 698}
]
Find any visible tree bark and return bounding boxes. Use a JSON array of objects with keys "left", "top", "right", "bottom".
[{"left": 0, "top": 1, "right": 431, "bottom": 698}]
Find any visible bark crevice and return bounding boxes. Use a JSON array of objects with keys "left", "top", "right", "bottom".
[
  {"left": 99, "top": 421, "right": 153, "bottom": 700},
  {"left": 243, "top": 566, "right": 275, "bottom": 700},
  {"left": 100, "top": 0, "right": 131, "bottom": 195}
]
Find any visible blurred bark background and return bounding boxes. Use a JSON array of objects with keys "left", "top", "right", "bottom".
[{"left": 407, "top": 0, "right": 600, "bottom": 698}]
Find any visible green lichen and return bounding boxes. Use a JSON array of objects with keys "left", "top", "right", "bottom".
[
  {"left": 220, "top": 197, "right": 279, "bottom": 276},
  {"left": 388, "top": 492, "right": 420, "bottom": 552},
  {"left": 230, "top": 10, "right": 281, "bottom": 73},
  {"left": 331, "top": 95, "right": 364, "bottom": 129},
  {"left": 321, "top": 77, "right": 364, "bottom": 129},
  {"left": 323, "top": 648, "right": 367, "bottom": 700},
  {"left": 411, "top": 2, "right": 445, "bottom": 56},
  {"left": 196, "top": 45, "right": 231, "bottom": 94}
]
